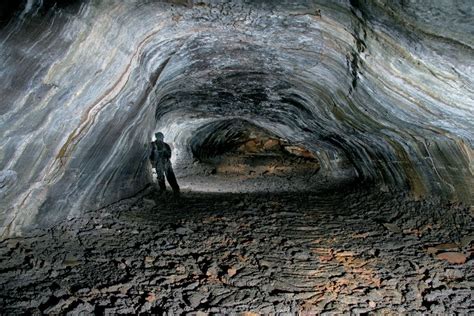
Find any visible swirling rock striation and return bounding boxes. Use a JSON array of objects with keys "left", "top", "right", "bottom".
[{"left": 0, "top": 0, "right": 472, "bottom": 236}]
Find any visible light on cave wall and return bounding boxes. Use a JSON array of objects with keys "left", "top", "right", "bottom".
[{"left": 153, "top": 116, "right": 219, "bottom": 166}]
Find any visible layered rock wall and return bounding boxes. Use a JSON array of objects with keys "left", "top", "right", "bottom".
[{"left": 0, "top": 0, "right": 472, "bottom": 236}]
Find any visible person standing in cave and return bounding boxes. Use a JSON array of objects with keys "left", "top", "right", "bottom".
[{"left": 150, "top": 132, "right": 180, "bottom": 196}]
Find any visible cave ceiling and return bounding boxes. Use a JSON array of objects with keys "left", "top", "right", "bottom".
[{"left": 0, "top": 0, "right": 472, "bottom": 236}]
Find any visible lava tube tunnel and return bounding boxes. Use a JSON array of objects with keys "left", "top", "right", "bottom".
[{"left": 0, "top": 0, "right": 473, "bottom": 314}]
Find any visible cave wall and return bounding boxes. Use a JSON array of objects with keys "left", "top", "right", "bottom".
[{"left": 0, "top": 0, "right": 472, "bottom": 236}]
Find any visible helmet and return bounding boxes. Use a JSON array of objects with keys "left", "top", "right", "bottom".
[{"left": 154, "top": 132, "right": 164, "bottom": 141}]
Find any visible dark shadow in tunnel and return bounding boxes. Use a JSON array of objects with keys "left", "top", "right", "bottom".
[
  {"left": 190, "top": 119, "right": 256, "bottom": 160},
  {"left": 0, "top": 1, "right": 24, "bottom": 26},
  {"left": 0, "top": 0, "right": 83, "bottom": 27}
]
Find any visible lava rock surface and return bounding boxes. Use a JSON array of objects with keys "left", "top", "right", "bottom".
[{"left": 1, "top": 188, "right": 472, "bottom": 314}]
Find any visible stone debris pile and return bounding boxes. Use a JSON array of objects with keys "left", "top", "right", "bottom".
[{"left": 0, "top": 189, "right": 472, "bottom": 314}]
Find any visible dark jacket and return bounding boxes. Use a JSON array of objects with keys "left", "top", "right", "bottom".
[{"left": 150, "top": 140, "right": 172, "bottom": 164}]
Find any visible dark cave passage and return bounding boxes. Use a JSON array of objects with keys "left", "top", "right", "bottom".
[
  {"left": 166, "top": 118, "right": 332, "bottom": 193},
  {"left": 0, "top": 0, "right": 473, "bottom": 314}
]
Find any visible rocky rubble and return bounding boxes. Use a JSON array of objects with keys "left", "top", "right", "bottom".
[{"left": 0, "top": 188, "right": 472, "bottom": 314}]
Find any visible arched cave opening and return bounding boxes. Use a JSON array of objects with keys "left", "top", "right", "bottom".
[{"left": 165, "top": 118, "right": 323, "bottom": 193}]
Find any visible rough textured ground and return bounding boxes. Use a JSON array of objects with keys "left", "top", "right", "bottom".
[{"left": 1, "top": 187, "right": 473, "bottom": 315}]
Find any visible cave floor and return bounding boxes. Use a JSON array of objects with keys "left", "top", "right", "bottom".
[{"left": 1, "top": 188, "right": 473, "bottom": 314}]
